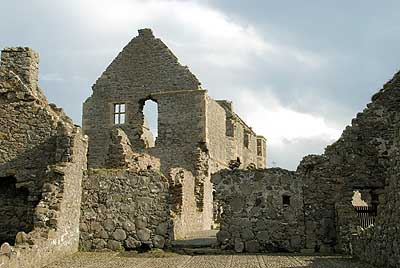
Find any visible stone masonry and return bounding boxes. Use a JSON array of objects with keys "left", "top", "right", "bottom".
[
  {"left": 212, "top": 169, "right": 304, "bottom": 253},
  {"left": 79, "top": 169, "right": 171, "bottom": 251},
  {"left": 0, "top": 48, "right": 88, "bottom": 268}
]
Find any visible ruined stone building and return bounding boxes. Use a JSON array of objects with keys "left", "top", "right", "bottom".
[
  {"left": 213, "top": 70, "right": 400, "bottom": 267},
  {"left": 82, "top": 28, "right": 266, "bottom": 239},
  {"left": 0, "top": 48, "right": 87, "bottom": 268},
  {"left": 1, "top": 28, "right": 400, "bottom": 268}
]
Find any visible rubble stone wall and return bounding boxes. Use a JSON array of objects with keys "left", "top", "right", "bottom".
[
  {"left": 212, "top": 169, "right": 304, "bottom": 253},
  {"left": 79, "top": 169, "right": 171, "bottom": 251},
  {"left": 350, "top": 73, "right": 400, "bottom": 268},
  {"left": 297, "top": 71, "right": 400, "bottom": 254},
  {"left": 0, "top": 47, "right": 88, "bottom": 268},
  {"left": 352, "top": 144, "right": 400, "bottom": 268}
]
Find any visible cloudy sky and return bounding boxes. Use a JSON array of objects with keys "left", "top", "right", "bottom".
[{"left": 1, "top": 0, "right": 400, "bottom": 170}]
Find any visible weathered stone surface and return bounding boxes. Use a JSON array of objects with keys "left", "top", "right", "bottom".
[
  {"left": 79, "top": 170, "right": 171, "bottom": 250},
  {"left": 152, "top": 235, "right": 165, "bottom": 248},
  {"left": 125, "top": 237, "right": 141, "bottom": 249},
  {"left": 135, "top": 216, "right": 147, "bottom": 230},
  {"left": 107, "top": 240, "right": 122, "bottom": 251},
  {"left": 14, "top": 232, "right": 28, "bottom": 245},
  {"left": 112, "top": 229, "right": 127, "bottom": 241},
  {"left": 245, "top": 240, "right": 260, "bottom": 253},
  {"left": 122, "top": 221, "right": 136, "bottom": 233},
  {"left": 103, "top": 219, "right": 114, "bottom": 232},
  {"left": 137, "top": 228, "right": 151, "bottom": 242},
  {"left": 156, "top": 222, "right": 169, "bottom": 236},
  {"left": 234, "top": 239, "right": 244, "bottom": 253},
  {"left": 213, "top": 168, "right": 304, "bottom": 252},
  {"left": 0, "top": 243, "right": 11, "bottom": 256},
  {"left": 216, "top": 230, "right": 230, "bottom": 244}
]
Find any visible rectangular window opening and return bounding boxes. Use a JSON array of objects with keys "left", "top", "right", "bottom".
[
  {"left": 244, "top": 133, "right": 250, "bottom": 148},
  {"left": 257, "top": 139, "right": 262, "bottom": 156},
  {"left": 114, "top": 103, "right": 126, "bottom": 125},
  {"left": 283, "top": 195, "right": 291, "bottom": 206}
]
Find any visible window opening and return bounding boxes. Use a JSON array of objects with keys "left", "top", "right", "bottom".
[
  {"left": 282, "top": 195, "right": 291, "bottom": 206},
  {"left": 244, "top": 132, "right": 249, "bottom": 148},
  {"left": 142, "top": 99, "right": 158, "bottom": 148},
  {"left": 352, "top": 190, "right": 377, "bottom": 228},
  {"left": 114, "top": 103, "right": 126, "bottom": 125},
  {"left": 257, "top": 139, "right": 262, "bottom": 156}
]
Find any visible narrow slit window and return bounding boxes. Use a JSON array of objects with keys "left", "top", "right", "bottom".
[{"left": 114, "top": 103, "right": 126, "bottom": 125}]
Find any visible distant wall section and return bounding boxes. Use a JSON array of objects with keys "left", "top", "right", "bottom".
[{"left": 212, "top": 169, "right": 304, "bottom": 253}]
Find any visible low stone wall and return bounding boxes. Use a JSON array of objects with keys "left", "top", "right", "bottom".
[
  {"left": 212, "top": 168, "right": 304, "bottom": 253},
  {"left": 79, "top": 169, "right": 172, "bottom": 251},
  {"left": 0, "top": 126, "right": 88, "bottom": 268}
]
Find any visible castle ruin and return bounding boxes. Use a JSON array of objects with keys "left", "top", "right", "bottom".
[{"left": 0, "top": 29, "right": 399, "bottom": 268}]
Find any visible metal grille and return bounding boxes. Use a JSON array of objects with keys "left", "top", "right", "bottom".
[{"left": 354, "top": 206, "right": 376, "bottom": 228}]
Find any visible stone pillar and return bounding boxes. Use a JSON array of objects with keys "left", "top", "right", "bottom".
[{"left": 0, "top": 47, "right": 39, "bottom": 89}]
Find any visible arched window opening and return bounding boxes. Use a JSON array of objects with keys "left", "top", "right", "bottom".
[{"left": 142, "top": 99, "right": 158, "bottom": 148}]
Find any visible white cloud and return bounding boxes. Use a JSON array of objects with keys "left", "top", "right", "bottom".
[
  {"left": 235, "top": 89, "right": 342, "bottom": 147},
  {"left": 75, "top": 0, "right": 322, "bottom": 69}
]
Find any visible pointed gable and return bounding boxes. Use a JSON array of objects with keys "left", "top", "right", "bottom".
[{"left": 93, "top": 28, "right": 201, "bottom": 95}]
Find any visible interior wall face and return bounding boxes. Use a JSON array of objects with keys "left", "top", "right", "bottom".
[{"left": 206, "top": 96, "right": 228, "bottom": 172}]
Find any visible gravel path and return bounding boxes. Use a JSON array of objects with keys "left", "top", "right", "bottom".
[{"left": 44, "top": 252, "right": 376, "bottom": 268}]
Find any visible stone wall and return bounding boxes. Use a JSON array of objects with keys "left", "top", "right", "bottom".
[
  {"left": 212, "top": 168, "right": 304, "bottom": 253},
  {"left": 83, "top": 28, "right": 201, "bottom": 169},
  {"left": 352, "top": 144, "right": 400, "bottom": 268},
  {"left": 0, "top": 47, "right": 88, "bottom": 268},
  {"left": 297, "top": 70, "right": 400, "bottom": 254},
  {"left": 349, "top": 72, "right": 400, "bottom": 267},
  {"left": 80, "top": 169, "right": 171, "bottom": 251},
  {"left": 217, "top": 100, "right": 266, "bottom": 169},
  {"left": 206, "top": 96, "right": 228, "bottom": 172}
]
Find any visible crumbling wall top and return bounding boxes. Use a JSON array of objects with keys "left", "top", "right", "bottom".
[
  {"left": 138, "top": 28, "right": 154, "bottom": 38},
  {"left": 1, "top": 47, "right": 39, "bottom": 90}
]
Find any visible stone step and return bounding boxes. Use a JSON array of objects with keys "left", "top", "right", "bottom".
[
  {"left": 172, "top": 247, "right": 233, "bottom": 255},
  {"left": 171, "top": 237, "right": 217, "bottom": 249}
]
